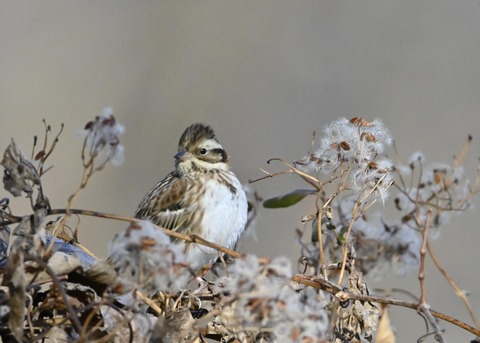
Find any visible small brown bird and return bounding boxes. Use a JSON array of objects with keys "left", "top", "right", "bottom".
[{"left": 134, "top": 123, "right": 248, "bottom": 270}]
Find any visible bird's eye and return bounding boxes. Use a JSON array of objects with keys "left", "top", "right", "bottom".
[{"left": 199, "top": 148, "right": 208, "bottom": 155}]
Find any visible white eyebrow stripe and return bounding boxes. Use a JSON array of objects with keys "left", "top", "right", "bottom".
[{"left": 200, "top": 139, "right": 223, "bottom": 150}]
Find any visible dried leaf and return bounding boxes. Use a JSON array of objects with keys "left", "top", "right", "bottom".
[
  {"left": 375, "top": 305, "right": 395, "bottom": 343},
  {"left": 84, "top": 260, "right": 119, "bottom": 287},
  {"left": 45, "top": 237, "right": 97, "bottom": 270},
  {"left": 43, "top": 237, "right": 118, "bottom": 287},
  {"left": 333, "top": 271, "right": 380, "bottom": 342},
  {"left": 0, "top": 225, "right": 10, "bottom": 266},
  {"left": 151, "top": 308, "right": 199, "bottom": 343},
  {"left": 2, "top": 249, "right": 26, "bottom": 341},
  {"left": 42, "top": 327, "right": 70, "bottom": 342},
  {"left": 47, "top": 251, "right": 83, "bottom": 275},
  {"left": 1, "top": 139, "right": 41, "bottom": 197}
]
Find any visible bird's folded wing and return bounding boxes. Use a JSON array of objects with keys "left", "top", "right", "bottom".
[{"left": 134, "top": 172, "right": 190, "bottom": 232}]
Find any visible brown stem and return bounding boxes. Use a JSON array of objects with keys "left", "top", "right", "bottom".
[
  {"left": 315, "top": 203, "right": 326, "bottom": 278},
  {"left": 416, "top": 210, "right": 447, "bottom": 341},
  {"left": 427, "top": 241, "right": 479, "bottom": 330},
  {"left": 292, "top": 274, "right": 480, "bottom": 337},
  {"left": 418, "top": 209, "right": 432, "bottom": 305},
  {"left": 46, "top": 208, "right": 243, "bottom": 258}
]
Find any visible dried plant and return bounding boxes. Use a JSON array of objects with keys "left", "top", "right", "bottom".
[{"left": 0, "top": 112, "right": 479, "bottom": 343}]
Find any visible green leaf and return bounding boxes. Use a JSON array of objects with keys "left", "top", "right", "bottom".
[
  {"left": 337, "top": 226, "right": 348, "bottom": 243},
  {"left": 325, "top": 222, "right": 336, "bottom": 231},
  {"left": 311, "top": 219, "right": 336, "bottom": 243},
  {"left": 263, "top": 189, "right": 316, "bottom": 208},
  {"left": 311, "top": 218, "right": 319, "bottom": 242}
]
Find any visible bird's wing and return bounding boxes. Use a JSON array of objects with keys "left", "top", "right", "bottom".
[{"left": 134, "top": 172, "right": 191, "bottom": 232}]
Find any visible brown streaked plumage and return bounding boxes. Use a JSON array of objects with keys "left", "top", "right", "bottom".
[{"left": 134, "top": 123, "right": 248, "bottom": 269}]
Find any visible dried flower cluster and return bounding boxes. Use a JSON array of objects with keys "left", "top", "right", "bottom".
[
  {"left": 110, "top": 220, "right": 190, "bottom": 294},
  {"left": 286, "top": 118, "right": 478, "bottom": 278},
  {"left": 210, "top": 255, "right": 329, "bottom": 342},
  {"left": 297, "top": 117, "right": 394, "bottom": 201},
  {"left": 0, "top": 113, "right": 478, "bottom": 342},
  {"left": 261, "top": 117, "right": 479, "bottom": 341},
  {"left": 348, "top": 149, "right": 475, "bottom": 275},
  {"left": 79, "top": 107, "right": 125, "bottom": 168}
]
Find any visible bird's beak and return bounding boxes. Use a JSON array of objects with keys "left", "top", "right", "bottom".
[{"left": 174, "top": 149, "right": 193, "bottom": 161}]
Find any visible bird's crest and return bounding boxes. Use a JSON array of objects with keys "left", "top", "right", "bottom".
[{"left": 178, "top": 123, "right": 217, "bottom": 150}]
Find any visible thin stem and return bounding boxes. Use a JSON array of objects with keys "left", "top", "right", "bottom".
[
  {"left": 190, "top": 235, "right": 241, "bottom": 258},
  {"left": 336, "top": 201, "right": 358, "bottom": 286},
  {"left": 46, "top": 208, "right": 242, "bottom": 258},
  {"left": 418, "top": 209, "right": 431, "bottom": 305},
  {"left": 292, "top": 274, "right": 480, "bottom": 337},
  {"left": 248, "top": 168, "right": 293, "bottom": 183},
  {"left": 427, "top": 241, "right": 479, "bottom": 330},
  {"left": 315, "top": 203, "right": 326, "bottom": 278},
  {"left": 416, "top": 210, "right": 447, "bottom": 342},
  {"left": 454, "top": 135, "right": 472, "bottom": 168},
  {"left": 337, "top": 173, "right": 392, "bottom": 285},
  {"left": 135, "top": 290, "right": 163, "bottom": 316},
  {"left": 267, "top": 157, "right": 322, "bottom": 190}
]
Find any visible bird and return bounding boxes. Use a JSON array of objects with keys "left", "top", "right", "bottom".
[{"left": 134, "top": 123, "right": 248, "bottom": 271}]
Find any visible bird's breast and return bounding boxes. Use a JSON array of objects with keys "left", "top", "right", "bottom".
[{"left": 187, "top": 171, "right": 247, "bottom": 254}]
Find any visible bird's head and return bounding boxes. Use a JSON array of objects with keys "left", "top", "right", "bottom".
[{"left": 175, "top": 123, "right": 230, "bottom": 173}]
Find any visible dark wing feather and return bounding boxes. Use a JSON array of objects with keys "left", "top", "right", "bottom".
[{"left": 134, "top": 172, "right": 190, "bottom": 231}]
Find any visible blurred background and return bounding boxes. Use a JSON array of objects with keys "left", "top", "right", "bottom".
[{"left": 1, "top": 1, "right": 479, "bottom": 341}]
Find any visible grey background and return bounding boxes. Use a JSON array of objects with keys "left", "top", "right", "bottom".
[{"left": 1, "top": 1, "right": 479, "bottom": 341}]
